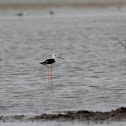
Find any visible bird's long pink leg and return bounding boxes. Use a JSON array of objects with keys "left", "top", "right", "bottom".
[
  {"left": 47, "top": 68, "right": 49, "bottom": 86},
  {"left": 50, "top": 67, "right": 52, "bottom": 85}
]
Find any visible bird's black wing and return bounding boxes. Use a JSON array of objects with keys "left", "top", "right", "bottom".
[{"left": 40, "top": 59, "right": 55, "bottom": 64}]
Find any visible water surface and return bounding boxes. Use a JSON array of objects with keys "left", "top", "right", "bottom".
[{"left": 0, "top": 8, "right": 126, "bottom": 118}]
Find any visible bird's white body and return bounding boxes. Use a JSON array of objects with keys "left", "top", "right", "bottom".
[{"left": 43, "top": 63, "right": 53, "bottom": 68}]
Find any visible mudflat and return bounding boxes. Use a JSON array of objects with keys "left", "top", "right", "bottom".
[{"left": 0, "top": 107, "right": 126, "bottom": 122}]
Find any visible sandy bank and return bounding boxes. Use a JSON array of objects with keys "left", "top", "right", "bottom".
[{"left": 0, "top": 2, "right": 126, "bottom": 10}]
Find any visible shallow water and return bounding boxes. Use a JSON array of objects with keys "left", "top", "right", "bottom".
[
  {"left": 0, "top": 8, "right": 126, "bottom": 120},
  {"left": 1, "top": 121, "right": 126, "bottom": 126}
]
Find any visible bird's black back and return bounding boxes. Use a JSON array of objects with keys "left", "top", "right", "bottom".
[{"left": 41, "top": 59, "right": 55, "bottom": 64}]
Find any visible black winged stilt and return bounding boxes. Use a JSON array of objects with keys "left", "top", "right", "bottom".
[{"left": 40, "top": 54, "right": 64, "bottom": 85}]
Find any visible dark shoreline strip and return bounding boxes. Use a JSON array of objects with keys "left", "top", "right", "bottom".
[
  {"left": 0, "top": 2, "right": 126, "bottom": 9},
  {"left": 0, "top": 107, "right": 126, "bottom": 122}
]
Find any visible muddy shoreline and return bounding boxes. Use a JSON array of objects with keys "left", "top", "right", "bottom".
[
  {"left": 0, "top": 107, "right": 126, "bottom": 122},
  {"left": 0, "top": 2, "right": 126, "bottom": 10}
]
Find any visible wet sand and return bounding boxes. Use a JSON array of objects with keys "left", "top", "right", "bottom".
[
  {"left": 0, "top": 2, "right": 126, "bottom": 10},
  {"left": 0, "top": 107, "right": 126, "bottom": 122}
]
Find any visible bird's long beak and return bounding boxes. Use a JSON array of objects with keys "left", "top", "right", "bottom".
[{"left": 57, "top": 57, "right": 64, "bottom": 59}]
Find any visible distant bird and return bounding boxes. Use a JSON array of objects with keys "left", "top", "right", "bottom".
[
  {"left": 49, "top": 10, "right": 54, "bottom": 15},
  {"left": 16, "top": 12, "right": 24, "bottom": 16},
  {"left": 40, "top": 54, "right": 64, "bottom": 86}
]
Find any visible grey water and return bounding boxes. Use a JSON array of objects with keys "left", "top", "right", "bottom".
[
  {"left": 0, "top": 7, "right": 126, "bottom": 125},
  {"left": 1, "top": 121, "right": 126, "bottom": 126}
]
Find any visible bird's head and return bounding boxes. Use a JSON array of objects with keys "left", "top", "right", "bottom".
[
  {"left": 52, "top": 54, "right": 57, "bottom": 60},
  {"left": 52, "top": 54, "right": 64, "bottom": 60}
]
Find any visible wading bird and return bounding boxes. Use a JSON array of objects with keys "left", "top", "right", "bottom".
[{"left": 40, "top": 54, "right": 64, "bottom": 86}]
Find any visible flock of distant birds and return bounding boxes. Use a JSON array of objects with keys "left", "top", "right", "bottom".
[{"left": 16, "top": 10, "right": 54, "bottom": 17}]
